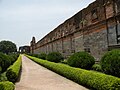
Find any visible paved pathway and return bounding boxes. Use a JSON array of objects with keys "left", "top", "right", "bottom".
[{"left": 15, "top": 55, "right": 88, "bottom": 90}]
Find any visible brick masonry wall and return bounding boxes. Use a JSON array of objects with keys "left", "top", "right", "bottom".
[
  {"left": 30, "top": 0, "right": 120, "bottom": 61},
  {"left": 83, "top": 29, "right": 108, "bottom": 61},
  {"left": 74, "top": 32, "right": 84, "bottom": 52}
]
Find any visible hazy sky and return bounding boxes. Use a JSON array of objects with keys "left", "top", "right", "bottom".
[{"left": 0, "top": 0, "right": 95, "bottom": 48}]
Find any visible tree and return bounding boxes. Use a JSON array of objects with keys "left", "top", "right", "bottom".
[{"left": 0, "top": 40, "right": 17, "bottom": 54}]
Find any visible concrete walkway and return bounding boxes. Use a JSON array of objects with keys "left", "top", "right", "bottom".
[{"left": 15, "top": 55, "right": 88, "bottom": 90}]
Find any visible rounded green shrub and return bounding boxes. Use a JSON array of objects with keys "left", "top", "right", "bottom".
[
  {"left": 6, "top": 69, "right": 16, "bottom": 82},
  {"left": 67, "top": 51, "right": 95, "bottom": 69},
  {"left": 38, "top": 53, "right": 47, "bottom": 60},
  {"left": 8, "top": 53, "right": 19, "bottom": 63},
  {"left": 27, "top": 53, "right": 33, "bottom": 56},
  {"left": 32, "top": 54, "right": 39, "bottom": 58},
  {"left": 0, "top": 52, "right": 11, "bottom": 72},
  {"left": 6, "top": 69, "right": 17, "bottom": 82},
  {"left": 46, "top": 52, "right": 64, "bottom": 63},
  {"left": 92, "top": 64, "right": 102, "bottom": 72},
  {"left": 100, "top": 49, "right": 120, "bottom": 77},
  {"left": 7, "top": 55, "right": 15, "bottom": 64}
]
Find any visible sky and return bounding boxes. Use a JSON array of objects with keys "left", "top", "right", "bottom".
[{"left": 0, "top": 0, "right": 95, "bottom": 48}]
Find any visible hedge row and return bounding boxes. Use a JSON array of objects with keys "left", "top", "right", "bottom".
[
  {"left": 26, "top": 55, "right": 120, "bottom": 90},
  {"left": 6, "top": 55, "right": 22, "bottom": 82},
  {"left": 0, "top": 81, "right": 14, "bottom": 90}
]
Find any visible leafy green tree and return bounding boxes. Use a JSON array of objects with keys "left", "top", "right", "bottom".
[{"left": 0, "top": 40, "right": 17, "bottom": 54}]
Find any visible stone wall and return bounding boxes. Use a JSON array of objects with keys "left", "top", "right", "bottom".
[
  {"left": 83, "top": 28, "right": 108, "bottom": 61},
  {"left": 74, "top": 31, "right": 84, "bottom": 52},
  {"left": 30, "top": 0, "right": 120, "bottom": 61}
]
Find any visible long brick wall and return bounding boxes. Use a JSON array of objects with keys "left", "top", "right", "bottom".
[{"left": 30, "top": 0, "right": 120, "bottom": 61}]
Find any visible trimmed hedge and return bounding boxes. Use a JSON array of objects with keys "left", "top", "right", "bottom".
[
  {"left": 67, "top": 52, "right": 95, "bottom": 69},
  {"left": 0, "top": 53, "right": 19, "bottom": 73},
  {"left": 101, "top": 49, "right": 120, "bottom": 77},
  {"left": 0, "top": 81, "right": 14, "bottom": 90},
  {"left": 6, "top": 55, "right": 22, "bottom": 82},
  {"left": 26, "top": 55, "right": 120, "bottom": 90}
]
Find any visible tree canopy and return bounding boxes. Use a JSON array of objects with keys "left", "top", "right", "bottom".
[{"left": 0, "top": 40, "right": 17, "bottom": 54}]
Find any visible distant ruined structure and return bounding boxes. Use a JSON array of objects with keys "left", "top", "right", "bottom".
[
  {"left": 30, "top": 0, "right": 120, "bottom": 61},
  {"left": 19, "top": 46, "right": 30, "bottom": 53}
]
